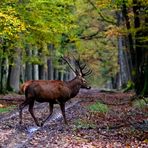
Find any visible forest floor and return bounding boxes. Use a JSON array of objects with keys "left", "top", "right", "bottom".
[{"left": 0, "top": 89, "right": 147, "bottom": 148}]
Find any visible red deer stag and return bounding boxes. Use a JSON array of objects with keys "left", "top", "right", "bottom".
[{"left": 19, "top": 57, "right": 92, "bottom": 127}]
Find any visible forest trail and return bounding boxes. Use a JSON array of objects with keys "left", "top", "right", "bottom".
[{"left": 0, "top": 89, "right": 147, "bottom": 148}]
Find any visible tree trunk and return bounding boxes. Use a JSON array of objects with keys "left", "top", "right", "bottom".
[
  {"left": 32, "top": 64, "right": 39, "bottom": 80},
  {"left": 142, "top": 57, "right": 148, "bottom": 96},
  {"left": 132, "top": 0, "right": 145, "bottom": 95},
  {"left": 116, "top": 11, "right": 131, "bottom": 89},
  {"left": 0, "top": 57, "right": 6, "bottom": 93},
  {"left": 141, "top": 10, "right": 148, "bottom": 96},
  {"left": 25, "top": 48, "right": 32, "bottom": 80},
  {"left": 122, "top": 1, "right": 135, "bottom": 78},
  {"left": 32, "top": 49, "right": 39, "bottom": 80},
  {"left": 8, "top": 49, "right": 21, "bottom": 92},
  {"left": 20, "top": 65, "right": 25, "bottom": 83},
  {"left": 54, "top": 68, "right": 59, "bottom": 80},
  {"left": 47, "top": 58, "right": 54, "bottom": 80},
  {"left": 69, "top": 59, "right": 75, "bottom": 80},
  {"left": 39, "top": 65, "right": 46, "bottom": 80},
  {"left": 60, "top": 71, "right": 64, "bottom": 81}
]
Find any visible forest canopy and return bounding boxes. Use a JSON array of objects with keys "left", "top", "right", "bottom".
[{"left": 0, "top": 0, "right": 148, "bottom": 96}]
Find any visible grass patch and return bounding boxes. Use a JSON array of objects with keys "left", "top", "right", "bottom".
[
  {"left": 87, "top": 101, "right": 109, "bottom": 113},
  {"left": 74, "top": 102, "right": 109, "bottom": 129},
  {"left": 133, "top": 98, "right": 148, "bottom": 109},
  {"left": 0, "top": 105, "right": 16, "bottom": 113},
  {"left": 74, "top": 119, "right": 96, "bottom": 129}
]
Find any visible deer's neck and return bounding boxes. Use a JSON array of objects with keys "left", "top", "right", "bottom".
[{"left": 67, "top": 78, "right": 81, "bottom": 98}]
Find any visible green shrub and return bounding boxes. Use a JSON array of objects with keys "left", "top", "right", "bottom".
[
  {"left": 133, "top": 98, "right": 148, "bottom": 108},
  {"left": 0, "top": 105, "right": 16, "bottom": 113},
  {"left": 88, "top": 101, "right": 109, "bottom": 113},
  {"left": 123, "top": 80, "right": 135, "bottom": 92},
  {"left": 74, "top": 119, "right": 96, "bottom": 129}
]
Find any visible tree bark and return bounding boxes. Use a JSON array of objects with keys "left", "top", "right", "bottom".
[
  {"left": 32, "top": 49, "right": 39, "bottom": 80},
  {"left": 25, "top": 48, "right": 32, "bottom": 80},
  {"left": 122, "top": 0, "right": 135, "bottom": 77},
  {"left": 47, "top": 58, "right": 54, "bottom": 80},
  {"left": 0, "top": 57, "right": 6, "bottom": 93},
  {"left": 39, "top": 65, "right": 46, "bottom": 80},
  {"left": 132, "top": 0, "right": 145, "bottom": 95},
  {"left": 8, "top": 49, "right": 21, "bottom": 92},
  {"left": 54, "top": 68, "right": 59, "bottom": 80},
  {"left": 116, "top": 11, "right": 131, "bottom": 89}
]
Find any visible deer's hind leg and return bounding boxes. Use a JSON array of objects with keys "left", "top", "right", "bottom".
[
  {"left": 19, "top": 100, "right": 30, "bottom": 125},
  {"left": 28, "top": 100, "right": 40, "bottom": 127}
]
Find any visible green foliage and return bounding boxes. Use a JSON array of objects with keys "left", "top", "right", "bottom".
[
  {"left": 123, "top": 80, "right": 135, "bottom": 92},
  {"left": 0, "top": 1, "right": 27, "bottom": 64},
  {"left": 0, "top": 105, "right": 16, "bottom": 113},
  {"left": 74, "top": 101, "right": 109, "bottom": 129},
  {"left": 71, "top": 0, "right": 119, "bottom": 87},
  {"left": 0, "top": 1, "right": 27, "bottom": 41},
  {"left": 88, "top": 101, "right": 109, "bottom": 113},
  {"left": 74, "top": 119, "right": 96, "bottom": 129},
  {"left": 133, "top": 98, "right": 148, "bottom": 109},
  {"left": 0, "top": 6, "right": 26, "bottom": 39},
  {"left": 0, "top": 0, "right": 78, "bottom": 62},
  {"left": 17, "top": 0, "right": 77, "bottom": 45},
  {"left": 0, "top": 0, "right": 122, "bottom": 89}
]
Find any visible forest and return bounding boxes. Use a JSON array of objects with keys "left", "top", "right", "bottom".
[
  {"left": 0, "top": 0, "right": 147, "bottom": 96},
  {"left": 0, "top": 0, "right": 148, "bottom": 147}
]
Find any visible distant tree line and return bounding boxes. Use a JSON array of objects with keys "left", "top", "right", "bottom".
[{"left": 0, "top": 0, "right": 147, "bottom": 97}]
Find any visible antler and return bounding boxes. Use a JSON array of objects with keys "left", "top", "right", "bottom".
[
  {"left": 62, "top": 56, "right": 92, "bottom": 77},
  {"left": 61, "top": 57, "right": 78, "bottom": 75},
  {"left": 75, "top": 57, "right": 92, "bottom": 77}
]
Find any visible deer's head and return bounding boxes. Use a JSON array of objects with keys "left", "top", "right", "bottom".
[{"left": 62, "top": 57, "right": 92, "bottom": 89}]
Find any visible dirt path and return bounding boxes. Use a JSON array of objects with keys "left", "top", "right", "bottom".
[{"left": 0, "top": 89, "right": 147, "bottom": 147}]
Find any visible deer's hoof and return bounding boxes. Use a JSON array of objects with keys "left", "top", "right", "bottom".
[
  {"left": 35, "top": 122, "right": 41, "bottom": 127},
  {"left": 64, "top": 121, "right": 68, "bottom": 125},
  {"left": 40, "top": 122, "right": 44, "bottom": 127}
]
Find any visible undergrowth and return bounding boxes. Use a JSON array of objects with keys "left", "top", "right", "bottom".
[
  {"left": 0, "top": 105, "right": 16, "bottom": 113},
  {"left": 74, "top": 101, "right": 109, "bottom": 129},
  {"left": 74, "top": 119, "right": 96, "bottom": 129},
  {"left": 87, "top": 101, "right": 109, "bottom": 113},
  {"left": 133, "top": 98, "right": 148, "bottom": 109}
]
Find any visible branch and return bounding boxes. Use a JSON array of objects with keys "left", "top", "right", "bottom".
[
  {"left": 87, "top": 0, "right": 116, "bottom": 25},
  {"left": 79, "top": 30, "right": 102, "bottom": 40}
]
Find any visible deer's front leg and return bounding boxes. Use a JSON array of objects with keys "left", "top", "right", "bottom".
[
  {"left": 60, "top": 103, "right": 68, "bottom": 124},
  {"left": 41, "top": 103, "right": 54, "bottom": 126}
]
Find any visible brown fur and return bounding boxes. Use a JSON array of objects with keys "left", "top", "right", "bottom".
[
  {"left": 19, "top": 80, "right": 33, "bottom": 94},
  {"left": 19, "top": 58, "right": 91, "bottom": 127},
  {"left": 19, "top": 80, "right": 42, "bottom": 94},
  {"left": 19, "top": 77, "right": 90, "bottom": 126}
]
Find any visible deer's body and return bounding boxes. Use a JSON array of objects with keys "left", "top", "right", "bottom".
[
  {"left": 19, "top": 57, "right": 91, "bottom": 127},
  {"left": 19, "top": 80, "right": 39, "bottom": 94},
  {"left": 25, "top": 78, "right": 85, "bottom": 103}
]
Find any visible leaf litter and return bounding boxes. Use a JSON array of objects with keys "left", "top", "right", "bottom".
[{"left": 0, "top": 89, "right": 147, "bottom": 147}]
